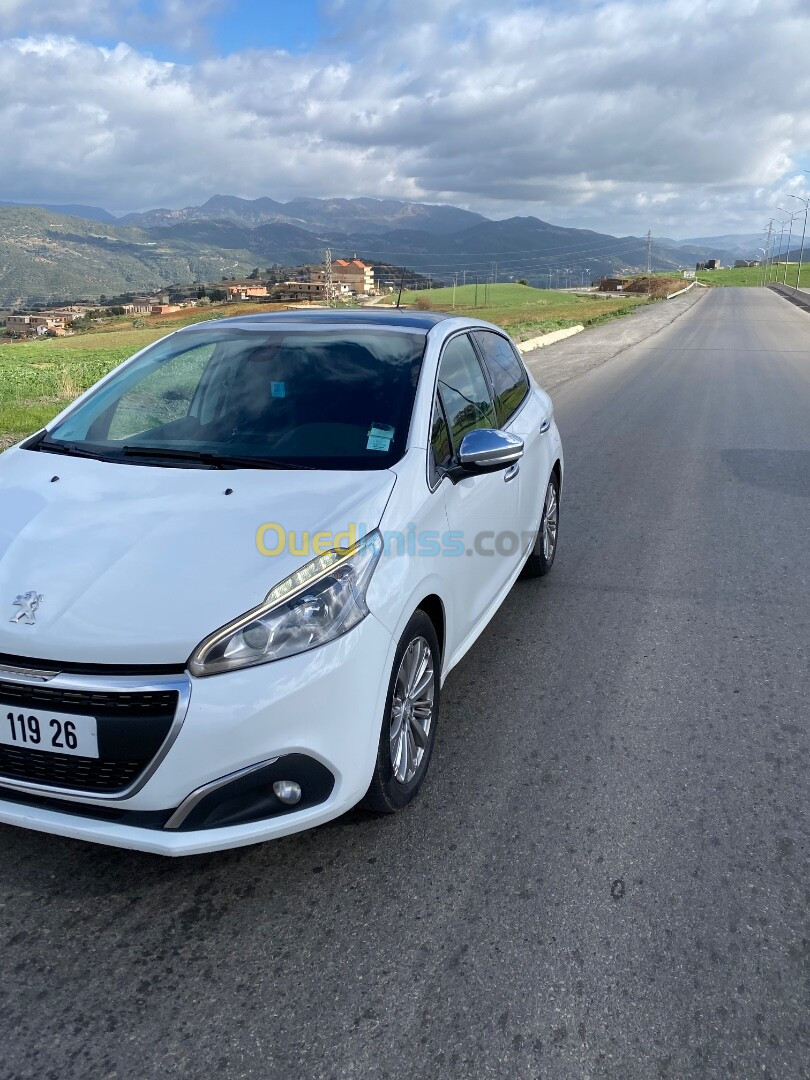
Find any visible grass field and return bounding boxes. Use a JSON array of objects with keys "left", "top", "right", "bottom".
[
  {"left": 379, "top": 282, "right": 650, "bottom": 340},
  {"left": 0, "top": 301, "right": 292, "bottom": 446},
  {"left": 695, "top": 263, "right": 810, "bottom": 288},
  {"left": 0, "top": 287, "right": 649, "bottom": 445}
]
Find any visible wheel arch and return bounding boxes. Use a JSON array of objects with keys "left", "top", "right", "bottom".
[
  {"left": 552, "top": 457, "right": 563, "bottom": 494},
  {"left": 416, "top": 593, "right": 446, "bottom": 662}
]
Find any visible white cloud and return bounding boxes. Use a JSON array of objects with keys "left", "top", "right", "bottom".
[
  {"left": 0, "top": 0, "right": 225, "bottom": 48},
  {"left": 1, "top": 0, "right": 809, "bottom": 235}
]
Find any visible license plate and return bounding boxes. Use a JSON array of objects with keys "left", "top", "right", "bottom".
[{"left": 1, "top": 704, "right": 99, "bottom": 759}]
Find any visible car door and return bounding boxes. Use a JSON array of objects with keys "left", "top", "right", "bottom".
[
  {"left": 435, "top": 331, "right": 522, "bottom": 646},
  {"left": 472, "top": 330, "right": 552, "bottom": 554}
]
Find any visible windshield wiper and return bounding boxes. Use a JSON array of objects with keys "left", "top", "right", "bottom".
[
  {"left": 36, "top": 439, "right": 116, "bottom": 461},
  {"left": 121, "top": 446, "right": 310, "bottom": 470}
]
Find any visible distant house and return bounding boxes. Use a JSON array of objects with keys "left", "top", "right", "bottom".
[
  {"left": 273, "top": 280, "right": 351, "bottom": 302},
  {"left": 150, "top": 304, "right": 183, "bottom": 315},
  {"left": 310, "top": 259, "right": 375, "bottom": 295},
  {"left": 597, "top": 277, "right": 629, "bottom": 291},
  {"left": 5, "top": 315, "right": 32, "bottom": 336},
  {"left": 273, "top": 281, "right": 328, "bottom": 301},
  {"left": 226, "top": 285, "right": 269, "bottom": 302}
]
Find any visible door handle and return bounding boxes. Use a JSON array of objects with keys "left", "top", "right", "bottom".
[
  {"left": 539, "top": 416, "right": 551, "bottom": 434},
  {"left": 504, "top": 462, "right": 520, "bottom": 482}
]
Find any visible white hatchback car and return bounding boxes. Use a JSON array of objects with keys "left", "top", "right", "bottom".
[{"left": 0, "top": 310, "right": 562, "bottom": 854}]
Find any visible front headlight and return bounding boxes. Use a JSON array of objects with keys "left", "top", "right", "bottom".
[{"left": 189, "top": 531, "right": 383, "bottom": 677}]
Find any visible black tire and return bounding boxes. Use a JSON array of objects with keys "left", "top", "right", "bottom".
[
  {"left": 522, "top": 471, "right": 560, "bottom": 579},
  {"left": 362, "top": 610, "right": 441, "bottom": 813}
]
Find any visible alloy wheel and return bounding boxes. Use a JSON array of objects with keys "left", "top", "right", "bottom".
[
  {"left": 390, "top": 636, "right": 435, "bottom": 784},
  {"left": 542, "top": 479, "right": 559, "bottom": 561}
]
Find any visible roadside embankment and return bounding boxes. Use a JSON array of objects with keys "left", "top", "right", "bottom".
[
  {"left": 767, "top": 282, "right": 810, "bottom": 313},
  {"left": 521, "top": 283, "right": 706, "bottom": 391}
]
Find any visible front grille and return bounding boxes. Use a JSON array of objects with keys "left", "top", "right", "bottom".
[
  {"left": 0, "top": 682, "right": 181, "bottom": 794},
  {"left": 0, "top": 746, "right": 142, "bottom": 792},
  {"left": 0, "top": 682, "right": 178, "bottom": 718}
]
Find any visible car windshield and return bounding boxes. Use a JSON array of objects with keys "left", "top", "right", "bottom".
[{"left": 37, "top": 326, "right": 427, "bottom": 470}]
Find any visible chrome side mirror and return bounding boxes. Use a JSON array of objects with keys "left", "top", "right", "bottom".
[{"left": 450, "top": 428, "right": 524, "bottom": 478}]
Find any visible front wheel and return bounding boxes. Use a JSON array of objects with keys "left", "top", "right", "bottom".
[
  {"left": 522, "top": 472, "right": 560, "bottom": 578},
  {"left": 362, "top": 611, "right": 441, "bottom": 813}
]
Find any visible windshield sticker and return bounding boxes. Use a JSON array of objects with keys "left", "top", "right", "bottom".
[
  {"left": 367, "top": 434, "right": 391, "bottom": 451},
  {"left": 367, "top": 422, "right": 394, "bottom": 452},
  {"left": 271, "top": 381, "right": 286, "bottom": 398}
]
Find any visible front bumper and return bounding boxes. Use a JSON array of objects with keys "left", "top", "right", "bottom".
[{"left": 0, "top": 613, "right": 395, "bottom": 855}]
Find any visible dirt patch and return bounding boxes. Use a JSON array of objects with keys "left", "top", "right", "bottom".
[{"left": 624, "top": 276, "right": 683, "bottom": 298}]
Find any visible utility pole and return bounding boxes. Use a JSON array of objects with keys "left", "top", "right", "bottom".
[
  {"left": 324, "top": 247, "right": 334, "bottom": 308},
  {"left": 764, "top": 219, "right": 774, "bottom": 285},
  {"left": 474, "top": 278, "right": 478, "bottom": 308},
  {"left": 452, "top": 273, "right": 457, "bottom": 309}
]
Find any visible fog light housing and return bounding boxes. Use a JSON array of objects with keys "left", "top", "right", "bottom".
[{"left": 273, "top": 780, "right": 302, "bottom": 805}]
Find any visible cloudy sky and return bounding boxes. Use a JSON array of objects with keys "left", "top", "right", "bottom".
[{"left": 1, "top": 0, "right": 809, "bottom": 238}]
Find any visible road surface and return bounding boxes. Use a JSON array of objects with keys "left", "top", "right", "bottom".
[{"left": 1, "top": 288, "right": 808, "bottom": 1079}]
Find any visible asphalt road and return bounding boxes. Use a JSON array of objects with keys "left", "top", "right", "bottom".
[{"left": 2, "top": 288, "right": 808, "bottom": 1079}]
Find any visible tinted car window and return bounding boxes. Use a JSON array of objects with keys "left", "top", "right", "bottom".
[
  {"left": 44, "top": 328, "right": 427, "bottom": 470},
  {"left": 473, "top": 330, "right": 529, "bottom": 427},
  {"left": 437, "top": 334, "right": 496, "bottom": 451},
  {"left": 428, "top": 393, "right": 452, "bottom": 485}
]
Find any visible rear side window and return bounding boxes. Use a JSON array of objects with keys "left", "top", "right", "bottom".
[
  {"left": 437, "top": 333, "right": 496, "bottom": 451},
  {"left": 473, "top": 331, "right": 529, "bottom": 427}
]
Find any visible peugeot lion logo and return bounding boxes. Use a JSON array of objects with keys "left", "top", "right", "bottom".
[{"left": 10, "top": 592, "right": 43, "bottom": 625}]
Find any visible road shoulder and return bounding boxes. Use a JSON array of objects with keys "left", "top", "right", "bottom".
[{"left": 522, "top": 287, "right": 706, "bottom": 391}]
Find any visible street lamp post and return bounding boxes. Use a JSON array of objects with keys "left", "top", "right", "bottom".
[
  {"left": 777, "top": 208, "right": 797, "bottom": 285},
  {"left": 773, "top": 211, "right": 792, "bottom": 283},
  {"left": 787, "top": 194, "right": 809, "bottom": 291}
]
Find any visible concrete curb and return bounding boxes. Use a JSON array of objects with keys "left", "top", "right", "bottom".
[
  {"left": 516, "top": 325, "right": 584, "bottom": 353},
  {"left": 666, "top": 281, "right": 697, "bottom": 299}
]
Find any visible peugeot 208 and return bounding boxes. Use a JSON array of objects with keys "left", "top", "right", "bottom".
[{"left": 0, "top": 310, "right": 562, "bottom": 854}]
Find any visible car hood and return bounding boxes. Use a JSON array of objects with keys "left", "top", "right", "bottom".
[{"left": 0, "top": 447, "right": 395, "bottom": 666}]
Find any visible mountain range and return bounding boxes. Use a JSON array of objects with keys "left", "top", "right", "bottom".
[{"left": 0, "top": 195, "right": 746, "bottom": 308}]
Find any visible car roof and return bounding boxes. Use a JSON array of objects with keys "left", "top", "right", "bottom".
[{"left": 200, "top": 308, "right": 455, "bottom": 332}]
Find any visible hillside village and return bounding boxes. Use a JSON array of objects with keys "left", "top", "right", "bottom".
[{"left": 0, "top": 257, "right": 403, "bottom": 339}]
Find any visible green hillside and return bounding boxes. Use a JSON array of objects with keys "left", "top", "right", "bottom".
[{"left": 0, "top": 206, "right": 260, "bottom": 308}]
